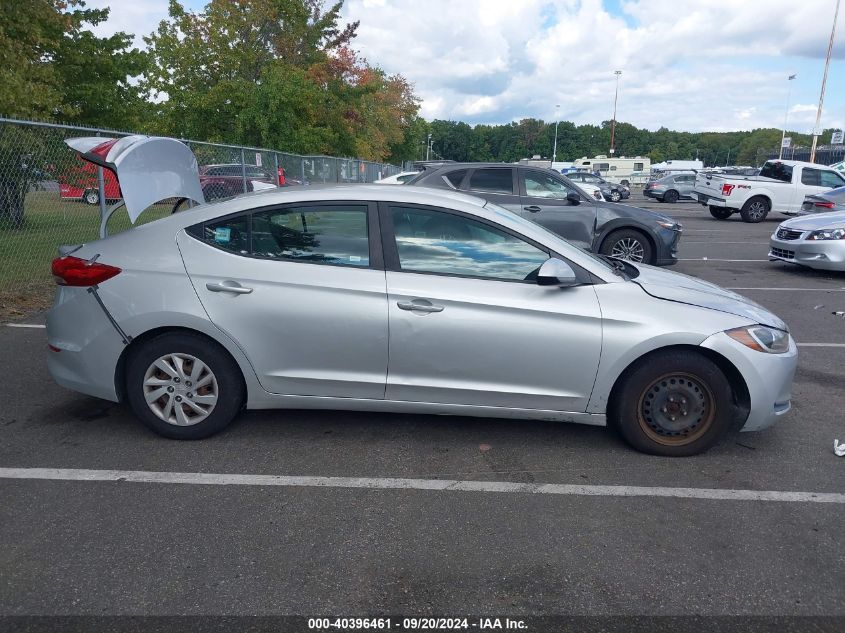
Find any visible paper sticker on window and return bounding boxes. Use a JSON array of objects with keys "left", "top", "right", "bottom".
[
  {"left": 214, "top": 227, "right": 231, "bottom": 243},
  {"left": 349, "top": 255, "right": 361, "bottom": 262}
]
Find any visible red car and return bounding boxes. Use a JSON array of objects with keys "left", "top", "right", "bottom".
[{"left": 198, "top": 164, "right": 288, "bottom": 201}]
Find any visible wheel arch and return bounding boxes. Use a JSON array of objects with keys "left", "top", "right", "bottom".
[
  {"left": 595, "top": 222, "right": 657, "bottom": 260},
  {"left": 114, "top": 325, "right": 252, "bottom": 404},
  {"left": 605, "top": 344, "right": 751, "bottom": 428},
  {"left": 743, "top": 194, "right": 772, "bottom": 209}
]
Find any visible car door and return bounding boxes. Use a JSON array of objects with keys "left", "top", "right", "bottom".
[
  {"left": 461, "top": 167, "right": 522, "bottom": 213},
  {"left": 518, "top": 169, "right": 597, "bottom": 250},
  {"left": 380, "top": 203, "right": 603, "bottom": 412},
  {"left": 177, "top": 201, "right": 389, "bottom": 399},
  {"left": 675, "top": 174, "right": 695, "bottom": 198}
]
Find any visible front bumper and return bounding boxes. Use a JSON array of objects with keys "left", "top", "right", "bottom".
[
  {"left": 700, "top": 331, "right": 797, "bottom": 432},
  {"left": 653, "top": 225, "right": 682, "bottom": 266},
  {"left": 768, "top": 235, "right": 845, "bottom": 271}
]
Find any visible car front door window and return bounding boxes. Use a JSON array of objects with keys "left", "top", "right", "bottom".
[
  {"left": 523, "top": 172, "right": 574, "bottom": 200},
  {"left": 389, "top": 206, "right": 548, "bottom": 281}
]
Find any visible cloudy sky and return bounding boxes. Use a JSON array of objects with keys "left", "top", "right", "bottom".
[{"left": 87, "top": 0, "right": 844, "bottom": 133}]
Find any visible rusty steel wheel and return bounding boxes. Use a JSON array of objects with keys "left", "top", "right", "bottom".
[{"left": 637, "top": 372, "right": 716, "bottom": 446}]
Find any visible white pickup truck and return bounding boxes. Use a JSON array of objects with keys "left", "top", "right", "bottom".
[{"left": 693, "top": 159, "right": 845, "bottom": 223}]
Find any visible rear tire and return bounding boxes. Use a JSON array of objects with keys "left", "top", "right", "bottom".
[
  {"left": 709, "top": 207, "right": 732, "bottom": 220},
  {"left": 610, "top": 350, "right": 735, "bottom": 456},
  {"left": 125, "top": 332, "right": 245, "bottom": 440},
  {"left": 610, "top": 190, "right": 622, "bottom": 202},
  {"left": 600, "top": 229, "right": 654, "bottom": 264},
  {"left": 663, "top": 189, "right": 680, "bottom": 203},
  {"left": 740, "top": 196, "right": 770, "bottom": 223}
]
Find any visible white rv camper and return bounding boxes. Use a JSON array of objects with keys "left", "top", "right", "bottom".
[{"left": 572, "top": 155, "right": 651, "bottom": 185}]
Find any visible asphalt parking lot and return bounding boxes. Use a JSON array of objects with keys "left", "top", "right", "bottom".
[{"left": 1, "top": 192, "right": 844, "bottom": 623}]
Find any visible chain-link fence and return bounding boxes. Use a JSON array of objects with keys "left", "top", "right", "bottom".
[{"left": 0, "top": 117, "right": 401, "bottom": 318}]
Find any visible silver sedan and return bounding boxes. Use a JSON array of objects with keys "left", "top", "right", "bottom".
[
  {"left": 47, "top": 185, "right": 797, "bottom": 456},
  {"left": 769, "top": 210, "right": 845, "bottom": 271}
]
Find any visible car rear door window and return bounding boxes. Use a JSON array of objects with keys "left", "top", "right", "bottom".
[
  {"left": 760, "top": 162, "right": 793, "bottom": 183},
  {"left": 388, "top": 206, "right": 548, "bottom": 281},
  {"left": 467, "top": 168, "right": 514, "bottom": 194},
  {"left": 200, "top": 215, "right": 250, "bottom": 255},
  {"left": 251, "top": 205, "right": 370, "bottom": 266},
  {"left": 801, "top": 168, "right": 821, "bottom": 186}
]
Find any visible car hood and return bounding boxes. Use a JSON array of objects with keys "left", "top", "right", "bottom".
[
  {"left": 630, "top": 264, "right": 788, "bottom": 331},
  {"left": 781, "top": 210, "right": 845, "bottom": 230}
]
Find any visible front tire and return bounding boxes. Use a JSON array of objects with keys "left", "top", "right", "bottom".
[
  {"left": 125, "top": 332, "right": 245, "bottom": 440},
  {"left": 709, "top": 206, "right": 732, "bottom": 220},
  {"left": 610, "top": 350, "right": 735, "bottom": 456},
  {"left": 609, "top": 190, "right": 622, "bottom": 202},
  {"left": 600, "top": 229, "right": 654, "bottom": 264},
  {"left": 740, "top": 196, "right": 770, "bottom": 223}
]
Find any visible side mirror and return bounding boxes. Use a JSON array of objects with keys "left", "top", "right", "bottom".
[
  {"left": 537, "top": 258, "right": 579, "bottom": 287},
  {"left": 566, "top": 191, "right": 582, "bottom": 205}
]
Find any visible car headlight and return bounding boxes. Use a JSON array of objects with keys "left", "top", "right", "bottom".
[
  {"left": 806, "top": 227, "right": 845, "bottom": 240},
  {"left": 726, "top": 325, "right": 790, "bottom": 354},
  {"left": 656, "top": 220, "right": 682, "bottom": 231}
]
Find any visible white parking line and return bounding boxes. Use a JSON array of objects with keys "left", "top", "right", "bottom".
[
  {"left": 679, "top": 258, "right": 770, "bottom": 262},
  {"left": 797, "top": 343, "right": 845, "bottom": 348},
  {"left": 5, "top": 323, "right": 45, "bottom": 329},
  {"left": 1, "top": 467, "right": 843, "bottom": 504}
]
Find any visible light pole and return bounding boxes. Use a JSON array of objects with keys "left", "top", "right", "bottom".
[
  {"left": 609, "top": 70, "right": 622, "bottom": 155},
  {"left": 779, "top": 74, "right": 797, "bottom": 160},
  {"left": 810, "top": 0, "right": 840, "bottom": 163},
  {"left": 552, "top": 104, "right": 560, "bottom": 165},
  {"left": 426, "top": 133, "right": 432, "bottom": 161}
]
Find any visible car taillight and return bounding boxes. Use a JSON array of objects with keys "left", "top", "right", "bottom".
[
  {"left": 814, "top": 201, "right": 835, "bottom": 209},
  {"left": 51, "top": 256, "right": 121, "bottom": 287}
]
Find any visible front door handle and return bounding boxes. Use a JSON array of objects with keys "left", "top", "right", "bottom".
[
  {"left": 397, "top": 300, "right": 444, "bottom": 313},
  {"left": 206, "top": 281, "right": 253, "bottom": 294},
  {"left": 524, "top": 205, "right": 542, "bottom": 213}
]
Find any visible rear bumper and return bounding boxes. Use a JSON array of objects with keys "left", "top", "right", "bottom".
[
  {"left": 643, "top": 189, "right": 664, "bottom": 200},
  {"left": 46, "top": 287, "right": 124, "bottom": 402},
  {"left": 695, "top": 192, "right": 728, "bottom": 207},
  {"left": 700, "top": 331, "right": 797, "bottom": 432},
  {"left": 769, "top": 236, "right": 845, "bottom": 271}
]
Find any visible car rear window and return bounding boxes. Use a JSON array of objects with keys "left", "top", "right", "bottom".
[{"left": 760, "top": 162, "right": 793, "bottom": 183}]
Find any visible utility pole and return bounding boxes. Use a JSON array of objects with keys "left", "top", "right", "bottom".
[
  {"left": 609, "top": 70, "right": 622, "bottom": 155},
  {"left": 426, "top": 133, "right": 432, "bottom": 161},
  {"left": 552, "top": 104, "right": 560, "bottom": 164},
  {"left": 779, "top": 74, "right": 797, "bottom": 160},
  {"left": 810, "top": 0, "right": 839, "bottom": 163}
]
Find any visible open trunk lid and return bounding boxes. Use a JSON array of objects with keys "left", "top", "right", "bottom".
[{"left": 65, "top": 135, "right": 205, "bottom": 224}]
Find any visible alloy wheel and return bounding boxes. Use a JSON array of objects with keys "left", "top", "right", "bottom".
[
  {"left": 747, "top": 201, "right": 767, "bottom": 220},
  {"left": 142, "top": 353, "right": 218, "bottom": 426},
  {"left": 610, "top": 237, "right": 645, "bottom": 262}
]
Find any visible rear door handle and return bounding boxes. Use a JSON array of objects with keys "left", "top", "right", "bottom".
[
  {"left": 524, "top": 205, "right": 541, "bottom": 213},
  {"left": 206, "top": 281, "right": 253, "bottom": 294},
  {"left": 397, "top": 300, "right": 444, "bottom": 313}
]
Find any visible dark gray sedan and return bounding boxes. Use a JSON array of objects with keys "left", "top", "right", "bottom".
[
  {"left": 406, "top": 163, "right": 682, "bottom": 266},
  {"left": 643, "top": 173, "right": 697, "bottom": 203}
]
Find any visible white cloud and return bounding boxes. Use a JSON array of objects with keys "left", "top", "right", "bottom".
[
  {"left": 341, "top": 0, "right": 845, "bottom": 131},
  {"left": 79, "top": 0, "right": 845, "bottom": 132}
]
